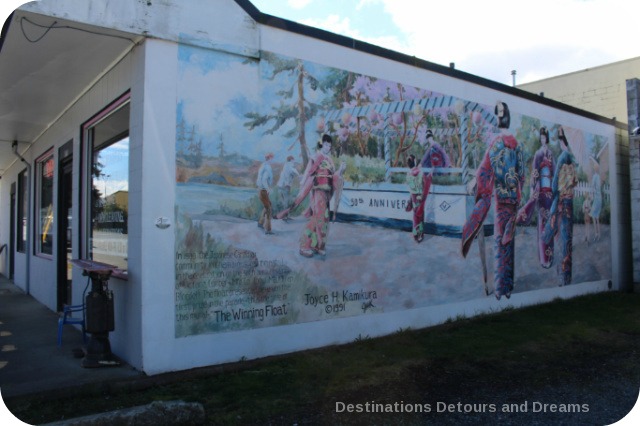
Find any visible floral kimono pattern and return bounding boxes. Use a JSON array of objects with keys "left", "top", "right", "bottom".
[
  {"left": 420, "top": 142, "right": 451, "bottom": 172},
  {"left": 517, "top": 146, "right": 555, "bottom": 268},
  {"left": 543, "top": 151, "right": 578, "bottom": 285},
  {"left": 462, "top": 133, "right": 524, "bottom": 299},
  {"left": 299, "top": 152, "right": 340, "bottom": 255},
  {"left": 406, "top": 167, "right": 432, "bottom": 242}
]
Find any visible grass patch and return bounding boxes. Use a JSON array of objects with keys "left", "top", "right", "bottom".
[{"left": 7, "top": 291, "right": 640, "bottom": 424}]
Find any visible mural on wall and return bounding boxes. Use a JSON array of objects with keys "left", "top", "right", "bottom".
[{"left": 174, "top": 46, "right": 612, "bottom": 337}]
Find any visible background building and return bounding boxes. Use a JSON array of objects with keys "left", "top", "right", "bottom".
[{"left": 518, "top": 56, "right": 640, "bottom": 126}]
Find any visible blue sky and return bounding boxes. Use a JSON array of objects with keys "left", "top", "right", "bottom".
[
  {"left": 250, "top": 0, "right": 640, "bottom": 86},
  {"left": 254, "top": 0, "right": 404, "bottom": 45}
]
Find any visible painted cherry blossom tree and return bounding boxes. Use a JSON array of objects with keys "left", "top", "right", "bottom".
[{"left": 318, "top": 74, "right": 444, "bottom": 167}]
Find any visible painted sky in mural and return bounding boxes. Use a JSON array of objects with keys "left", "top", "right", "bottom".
[
  {"left": 174, "top": 45, "right": 612, "bottom": 337},
  {"left": 177, "top": 47, "right": 331, "bottom": 163}
]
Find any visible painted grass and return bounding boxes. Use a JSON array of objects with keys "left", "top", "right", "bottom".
[{"left": 7, "top": 291, "right": 640, "bottom": 424}]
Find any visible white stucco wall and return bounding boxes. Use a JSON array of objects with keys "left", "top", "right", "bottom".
[
  {"left": 133, "top": 6, "right": 621, "bottom": 375},
  {"left": 137, "top": 38, "right": 179, "bottom": 373},
  {"left": 0, "top": 0, "right": 628, "bottom": 376},
  {"left": 21, "top": 0, "right": 259, "bottom": 59}
]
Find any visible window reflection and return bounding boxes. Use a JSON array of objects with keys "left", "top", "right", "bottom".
[
  {"left": 90, "top": 136, "right": 129, "bottom": 270},
  {"left": 37, "top": 154, "right": 54, "bottom": 255},
  {"left": 85, "top": 98, "right": 130, "bottom": 271}
]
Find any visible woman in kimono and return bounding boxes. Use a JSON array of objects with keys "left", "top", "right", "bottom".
[
  {"left": 278, "top": 134, "right": 345, "bottom": 258},
  {"left": 543, "top": 127, "right": 578, "bottom": 286},
  {"left": 405, "top": 154, "right": 427, "bottom": 242},
  {"left": 517, "top": 127, "right": 555, "bottom": 268},
  {"left": 420, "top": 129, "right": 451, "bottom": 172},
  {"left": 461, "top": 101, "right": 525, "bottom": 300},
  {"left": 589, "top": 157, "right": 602, "bottom": 242},
  {"left": 409, "top": 129, "right": 450, "bottom": 241}
]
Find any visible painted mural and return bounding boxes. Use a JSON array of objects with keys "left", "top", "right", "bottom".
[{"left": 174, "top": 46, "right": 612, "bottom": 337}]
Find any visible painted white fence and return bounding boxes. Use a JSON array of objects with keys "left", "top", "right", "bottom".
[{"left": 574, "top": 181, "right": 610, "bottom": 202}]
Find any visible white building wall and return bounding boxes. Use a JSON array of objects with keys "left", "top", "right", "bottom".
[
  {"left": 135, "top": 10, "right": 621, "bottom": 374},
  {"left": 138, "top": 39, "right": 179, "bottom": 372},
  {"left": 1, "top": 0, "right": 629, "bottom": 375},
  {"left": 21, "top": 0, "right": 259, "bottom": 59},
  {"left": 0, "top": 166, "right": 27, "bottom": 289},
  {"left": 111, "top": 43, "right": 145, "bottom": 370}
]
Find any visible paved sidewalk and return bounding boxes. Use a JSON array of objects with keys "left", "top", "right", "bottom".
[{"left": 0, "top": 274, "right": 143, "bottom": 400}]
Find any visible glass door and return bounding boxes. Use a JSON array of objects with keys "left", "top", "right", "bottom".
[{"left": 57, "top": 144, "right": 73, "bottom": 311}]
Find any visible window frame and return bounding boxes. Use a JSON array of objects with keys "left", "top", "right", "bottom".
[{"left": 81, "top": 92, "right": 131, "bottom": 269}]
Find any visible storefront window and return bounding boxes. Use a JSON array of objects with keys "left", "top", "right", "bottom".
[
  {"left": 83, "top": 97, "right": 130, "bottom": 270},
  {"left": 36, "top": 151, "right": 55, "bottom": 256}
]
